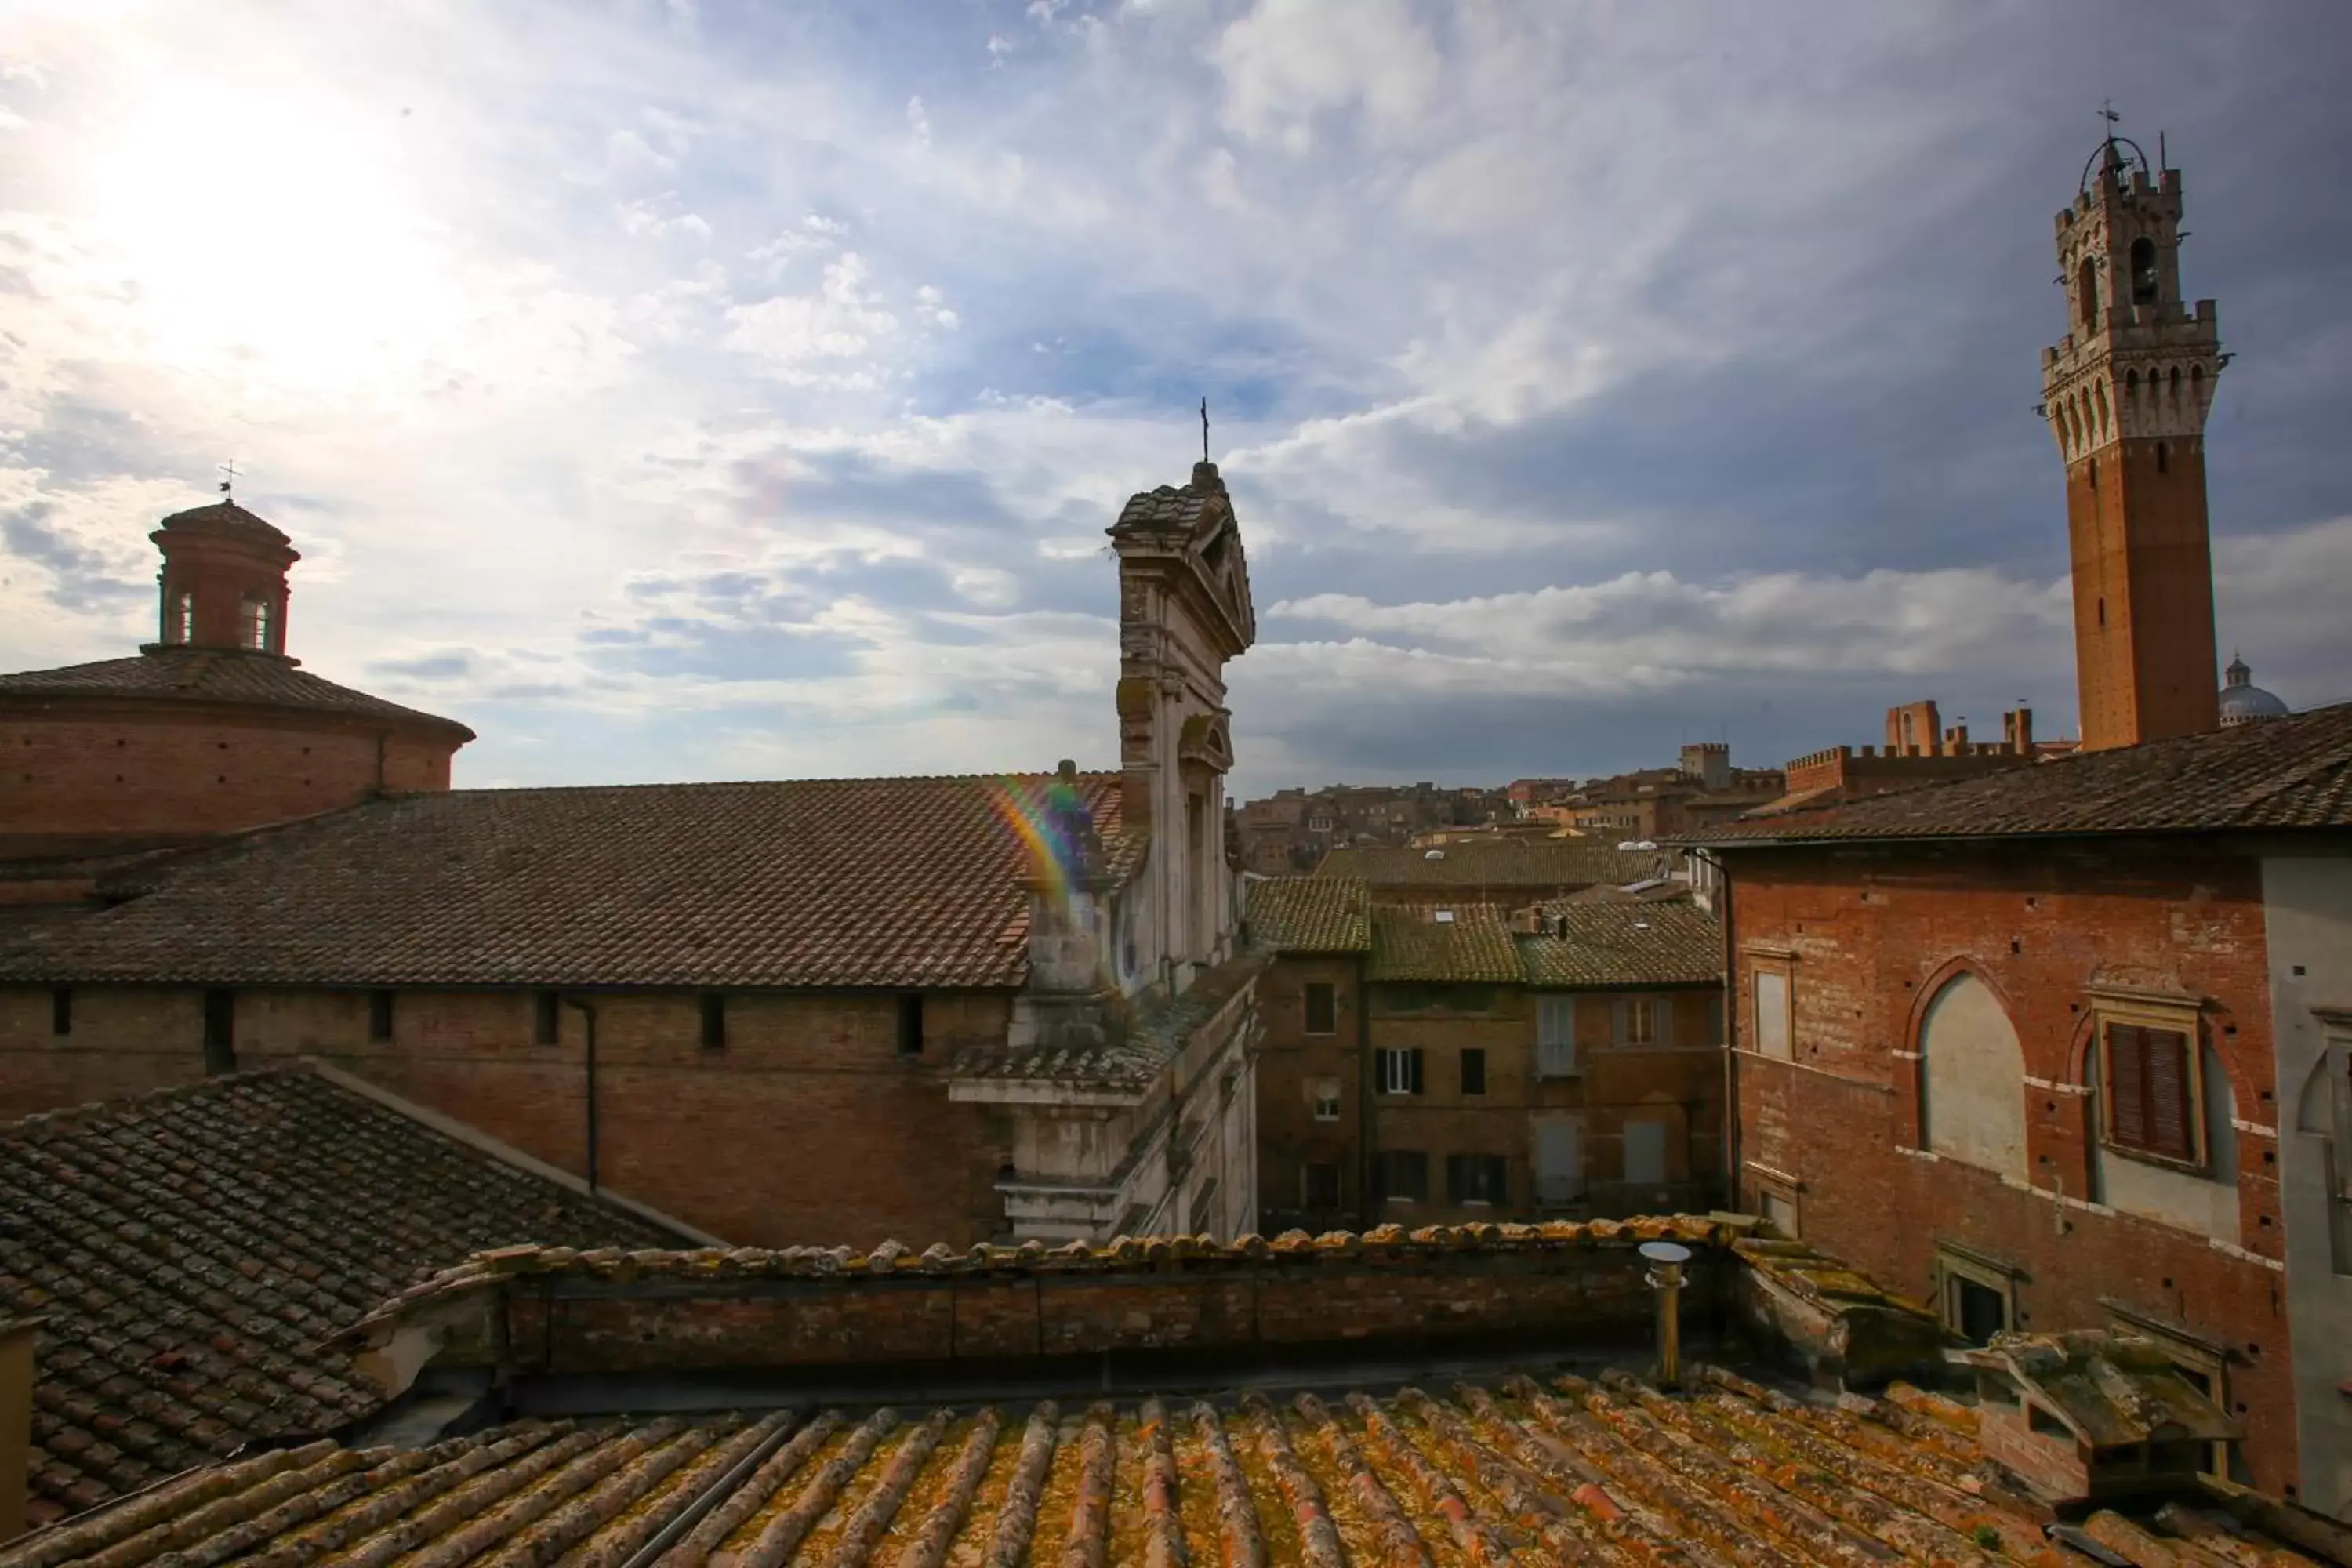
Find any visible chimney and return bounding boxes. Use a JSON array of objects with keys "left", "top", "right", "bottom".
[
  {"left": 0, "top": 1316, "right": 38, "bottom": 1545},
  {"left": 1639, "top": 1241, "right": 1691, "bottom": 1390},
  {"left": 2004, "top": 707, "right": 2034, "bottom": 754}
]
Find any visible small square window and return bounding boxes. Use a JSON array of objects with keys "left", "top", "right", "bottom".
[
  {"left": 1311, "top": 1080, "right": 1341, "bottom": 1122},
  {"left": 1304, "top": 982, "right": 1336, "bottom": 1036},
  {"left": 1459, "top": 1048, "right": 1486, "bottom": 1096}
]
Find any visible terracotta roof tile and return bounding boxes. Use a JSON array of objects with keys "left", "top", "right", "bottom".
[
  {"left": 1517, "top": 901, "right": 1723, "bottom": 988},
  {"left": 0, "top": 1067, "right": 681, "bottom": 1526},
  {"left": 0, "top": 649, "right": 473, "bottom": 738},
  {"left": 1686, "top": 702, "right": 2352, "bottom": 846},
  {"left": 9, "top": 1352, "right": 2325, "bottom": 1566},
  {"left": 1365, "top": 905, "right": 1521, "bottom": 985},
  {"left": 1244, "top": 875, "right": 1370, "bottom": 953},
  {"left": 0, "top": 772, "right": 1126, "bottom": 990},
  {"left": 1317, "top": 839, "right": 1673, "bottom": 890}
]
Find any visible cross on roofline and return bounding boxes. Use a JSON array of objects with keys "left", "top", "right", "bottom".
[{"left": 217, "top": 459, "right": 241, "bottom": 497}]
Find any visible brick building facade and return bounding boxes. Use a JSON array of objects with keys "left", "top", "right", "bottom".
[
  {"left": 1249, "top": 877, "right": 1726, "bottom": 1235},
  {"left": 1689, "top": 704, "right": 2352, "bottom": 1515},
  {"left": 0, "top": 462, "right": 1269, "bottom": 1252},
  {"left": 0, "top": 500, "right": 473, "bottom": 868}
]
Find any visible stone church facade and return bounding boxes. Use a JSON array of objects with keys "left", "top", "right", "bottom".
[{"left": 0, "top": 462, "right": 1264, "bottom": 1250}]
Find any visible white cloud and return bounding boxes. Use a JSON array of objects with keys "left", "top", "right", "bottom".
[
  {"left": 1214, "top": 0, "right": 1440, "bottom": 149},
  {"left": 723, "top": 252, "right": 901, "bottom": 379}
]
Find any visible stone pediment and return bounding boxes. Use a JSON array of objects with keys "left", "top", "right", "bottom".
[{"left": 1178, "top": 711, "right": 1235, "bottom": 774}]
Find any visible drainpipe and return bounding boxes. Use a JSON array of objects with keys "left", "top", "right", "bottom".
[
  {"left": 1639, "top": 1240, "right": 1690, "bottom": 1390},
  {"left": 566, "top": 998, "right": 600, "bottom": 1193},
  {"left": 1356, "top": 951, "right": 1375, "bottom": 1230},
  {"left": 1708, "top": 849, "right": 1740, "bottom": 1211}
]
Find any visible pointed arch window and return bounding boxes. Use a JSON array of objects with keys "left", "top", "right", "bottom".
[{"left": 241, "top": 594, "right": 271, "bottom": 651}]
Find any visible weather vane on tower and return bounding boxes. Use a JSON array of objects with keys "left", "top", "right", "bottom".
[
  {"left": 217, "top": 459, "right": 241, "bottom": 499},
  {"left": 1200, "top": 397, "right": 1210, "bottom": 465}
]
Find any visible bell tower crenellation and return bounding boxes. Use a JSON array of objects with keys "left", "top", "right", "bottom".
[{"left": 2042, "top": 132, "right": 2224, "bottom": 751}]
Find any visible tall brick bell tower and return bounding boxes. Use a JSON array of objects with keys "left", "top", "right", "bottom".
[{"left": 2042, "top": 129, "right": 2226, "bottom": 750}]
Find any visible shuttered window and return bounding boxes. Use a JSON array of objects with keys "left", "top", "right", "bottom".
[
  {"left": 1373, "top": 1150, "right": 1429, "bottom": 1203},
  {"left": 1536, "top": 996, "right": 1577, "bottom": 1077},
  {"left": 1376, "top": 1048, "right": 1425, "bottom": 1095},
  {"left": 2106, "top": 1023, "right": 2195, "bottom": 1163}
]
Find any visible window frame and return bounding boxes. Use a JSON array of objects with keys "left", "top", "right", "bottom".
[
  {"left": 1309, "top": 1079, "right": 1341, "bottom": 1123},
  {"left": 1375, "top": 1047, "right": 1425, "bottom": 1096},
  {"left": 2089, "top": 989, "right": 2209, "bottom": 1171},
  {"left": 1748, "top": 950, "right": 1795, "bottom": 1061},
  {"left": 1373, "top": 1149, "right": 1429, "bottom": 1203},
  {"left": 1935, "top": 1243, "right": 2021, "bottom": 1345},
  {"left": 1459, "top": 1047, "right": 1487, "bottom": 1097},
  {"left": 240, "top": 594, "right": 272, "bottom": 652},
  {"left": 1303, "top": 981, "right": 1337, "bottom": 1036},
  {"left": 1620, "top": 995, "right": 1658, "bottom": 1047},
  {"left": 1446, "top": 1152, "right": 1507, "bottom": 1207},
  {"left": 1535, "top": 994, "right": 1577, "bottom": 1079}
]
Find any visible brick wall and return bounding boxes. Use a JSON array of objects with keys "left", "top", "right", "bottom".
[
  {"left": 0, "top": 704, "right": 456, "bottom": 857},
  {"left": 2067, "top": 438, "right": 2221, "bottom": 750},
  {"left": 1, "top": 983, "right": 1018, "bottom": 1250},
  {"left": 1723, "top": 838, "right": 2300, "bottom": 1498},
  {"left": 372, "top": 1224, "right": 1738, "bottom": 1394},
  {"left": 1254, "top": 954, "right": 1366, "bottom": 1231}
]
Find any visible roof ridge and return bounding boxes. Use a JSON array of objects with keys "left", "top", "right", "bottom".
[
  {"left": 432, "top": 770, "right": 1125, "bottom": 798},
  {"left": 1, "top": 1061, "right": 320, "bottom": 1140}
]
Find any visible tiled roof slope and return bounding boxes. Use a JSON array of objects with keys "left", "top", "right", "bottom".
[
  {"left": 0, "top": 1067, "right": 682, "bottom": 1526},
  {"left": 10, "top": 1364, "right": 2334, "bottom": 1567},
  {"left": 0, "top": 772, "right": 1127, "bottom": 989},
  {"left": 945, "top": 947, "right": 1270, "bottom": 1091},
  {"left": 1519, "top": 900, "right": 1724, "bottom": 988},
  {"left": 1365, "top": 904, "right": 1521, "bottom": 984},
  {"left": 1244, "top": 874, "right": 1370, "bottom": 953},
  {"left": 1317, "top": 837, "right": 1674, "bottom": 889},
  {"left": 1687, "top": 701, "right": 2352, "bottom": 846},
  {"left": 0, "top": 648, "right": 474, "bottom": 738}
]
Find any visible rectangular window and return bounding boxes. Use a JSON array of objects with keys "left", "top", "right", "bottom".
[
  {"left": 1446, "top": 1152, "right": 1507, "bottom": 1205},
  {"left": 700, "top": 993, "right": 728, "bottom": 1052},
  {"left": 1937, "top": 1245, "right": 2018, "bottom": 1346},
  {"left": 1620, "top": 996, "right": 1657, "bottom": 1046},
  {"left": 1622, "top": 1119, "right": 1667, "bottom": 1185},
  {"left": 1534, "top": 1117, "right": 1582, "bottom": 1204},
  {"left": 896, "top": 993, "right": 924, "bottom": 1056},
  {"left": 368, "top": 989, "right": 395, "bottom": 1042},
  {"left": 1754, "top": 969, "right": 1791, "bottom": 1059},
  {"left": 201, "top": 989, "right": 236, "bottom": 1075},
  {"left": 1375, "top": 1047, "right": 1425, "bottom": 1096},
  {"left": 2104, "top": 1022, "right": 2195, "bottom": 1163},
  {"left": 1304, "top": 982, "right": 1337, "bottom": 1036},
  {"left": 1373, "top": 1150, "right": 1429, "bottom": 1203},
  {"left": 1536, "top": 996, "right": 1577, "bottom": 1077},
  {"left": 535, "top": 991, "right": 561, "bottom": 1045},
  {"left": 1302, "top": 1162, "right": 1342, "bottom": 1210},
  {"left": 50, "top": 986, "right": 71, "bottom": 1037},
  {"left": 1459, "top": 1048, "right": 1486, "bottom": 1095},
  {"left": 1310, "top": 1080, "right": 1341, "bottom": 1122}
]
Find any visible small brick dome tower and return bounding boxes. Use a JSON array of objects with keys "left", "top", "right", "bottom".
[
  {"left": 0, "top": 496, "right": 473, "bottom": 861},
  {"left": 149, "top": 501, "right": 299, "bottom": 657}
]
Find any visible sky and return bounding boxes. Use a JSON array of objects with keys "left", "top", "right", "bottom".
[{"left": 2, "top": 1, "right": 2347, "bottom": 797}]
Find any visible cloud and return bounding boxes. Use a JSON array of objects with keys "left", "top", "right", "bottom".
[{"left": 0, "top": 0, "right": 2346, "bottom": 801}]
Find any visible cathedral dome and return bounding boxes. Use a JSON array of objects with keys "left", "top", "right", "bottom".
[{"left": 2218, "top": 655, "right": 2289, "bottom": 727}]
